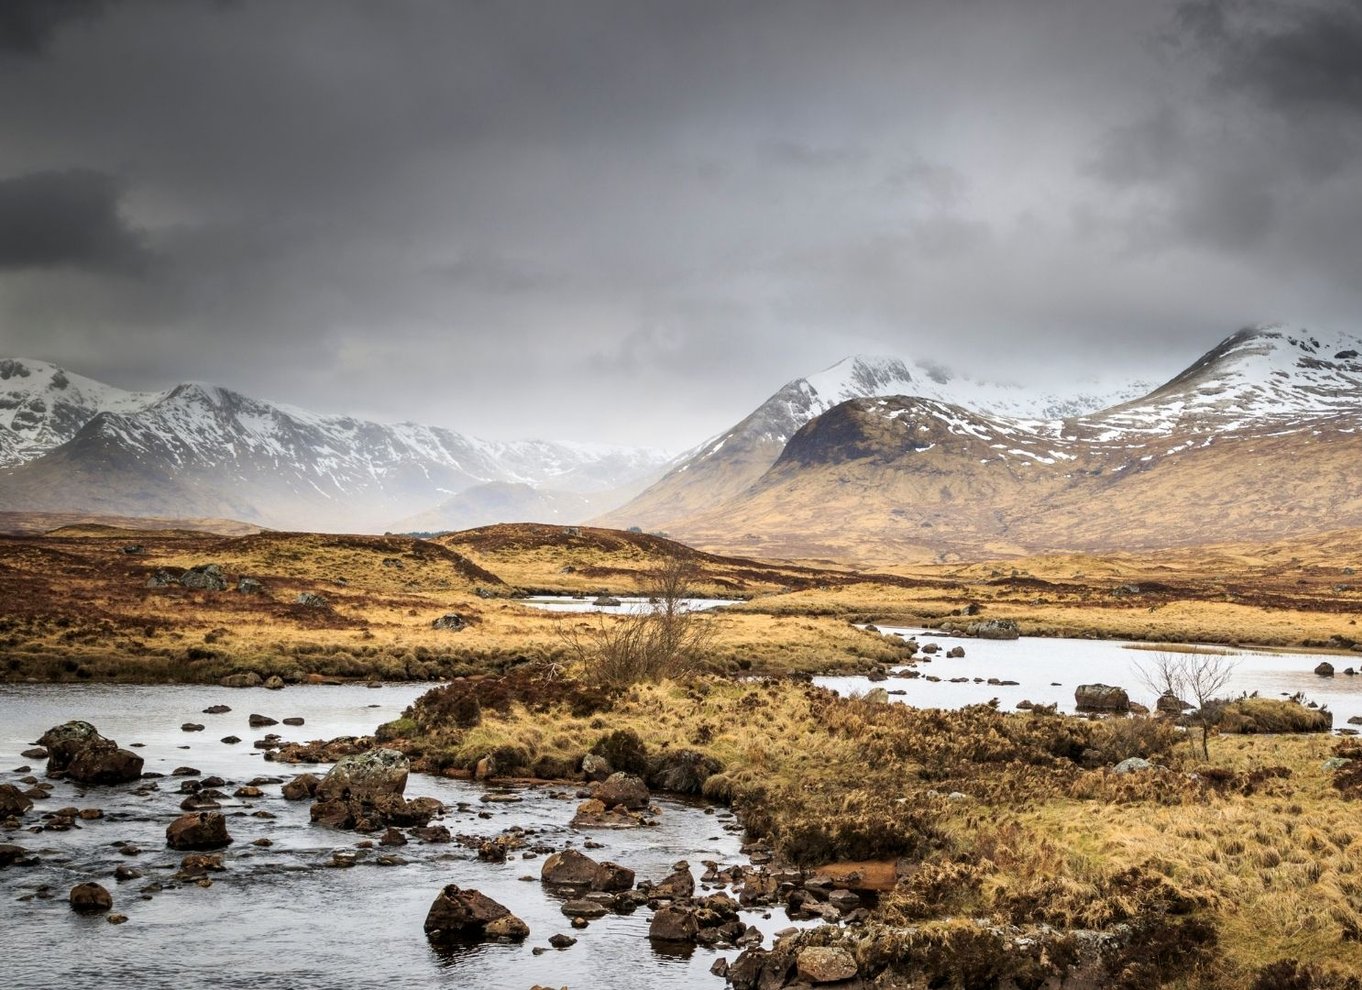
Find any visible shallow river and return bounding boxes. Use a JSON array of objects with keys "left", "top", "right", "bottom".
[
  {"left": 817, "top": 628, "right": 1362, "bottom": 727},
  {"left": 519, "top": 596, "right": 739, "bottom": 615},
  {"left": 0, "top": 683, "right": 796, "bottom": 990}
]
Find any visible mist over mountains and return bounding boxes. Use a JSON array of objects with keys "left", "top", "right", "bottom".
[{"left": 3, "top": 324, "right": 1359, "bottom": 560}]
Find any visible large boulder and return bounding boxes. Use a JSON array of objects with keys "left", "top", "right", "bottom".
[
  {"left": 309, "top": 749, "right": 435, "bottom": 831},
  {"left": 423, "top": 884, "right": 528, "bottom": 943},
  {"left": 797, "top": 946, "right": 858, "bottom": 984},
  {"left": 648, "top": 861, "right": 695, "bottom": 900},
  {"left": 647, "top": 750, "right": 721, "bottom": 794},
  {"left": 38, "top": 721, "right": 105, "bottom": 772},
  {"left": 67, "top": 746, "right": 144, "bottom": 786},
  {"left": 1316, "top": 662, "right": 1336, "bottom": 678},
  {"left": 37, "top": 721, "right": 143, "bottom": 784},
  {"left": 166, "top": 811, "right": 232, "bottom": 850},
  {"left": 649, "top": 904, "right": 699, "bottom": 943},
  {"left": 181, "top": 564, "right": 228, "bottom": 591},
  {"left": 1074, "top": 684, "right": 1130, "bottom": 712},
  {"left": 0, "top": 783, "right": 33, "bottom": 817},
  {"left": 590, "top": 772, "right": 650, "bottom": 810},
  {"left": 282, "top": 773, "right": 321, "bottom": 801},
  {"left": 541, "top": 848, "right": 600, "bottom": 887},
  {"left": 965, "top": 618, "right": 1020, "bottom": 640},
  {"left": 69, "top": 882, "right": 113, "bottom": 914},
  {"left": 315, "top": 748, "right": 409, "bottom": 803}
]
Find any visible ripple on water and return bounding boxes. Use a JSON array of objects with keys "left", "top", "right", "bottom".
[{"left": 0, "top": 682, "right": 807, "bottom": 990}]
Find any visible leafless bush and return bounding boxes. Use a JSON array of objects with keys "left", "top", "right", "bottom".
[
  {"left": 557, "top": 556, "right": 716, "bottom": 687},
  {"left": 1135, "top": 651, "right": 1237, "bottom": 759}
]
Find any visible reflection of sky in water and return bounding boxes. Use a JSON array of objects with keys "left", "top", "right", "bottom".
[
  {"left": 0, "top": 682, "right": 806, "bottom": 990},
  {"left": 520, "top": 596, "right": 739, "bottom": 615},
  {"left": 818, "top": 627, "right": 1362, "bottom": 726}
]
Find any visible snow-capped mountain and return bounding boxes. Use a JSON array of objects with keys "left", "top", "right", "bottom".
[
  {"left": 662, "top": 324, "right": 1362, "bottom": 561},
  {"left": 596, "top": 353, "right": 1148, "bottom": 532},
  {"left": 0, "top": 358, "right": 157, "bottom": 467},
  {"left": 1070, "top": 325, "right": 1362, "bottom": 441},
  {"left": 0, "top": 361, "right": 672, "bottom": 532}
]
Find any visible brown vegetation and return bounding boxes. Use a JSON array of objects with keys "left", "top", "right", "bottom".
[{"left": 392, "top": 670, "right": 1362, "bottom": 984}]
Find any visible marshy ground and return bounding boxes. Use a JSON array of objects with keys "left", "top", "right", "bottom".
[{"left": 5, "top": 520, "right": 1362, "bottom": 986}]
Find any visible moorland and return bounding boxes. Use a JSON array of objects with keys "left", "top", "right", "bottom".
[{"left": 5, "top": 519, "right": 1362, "bottom": 988}]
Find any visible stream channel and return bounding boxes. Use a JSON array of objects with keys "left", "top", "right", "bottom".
[{"left": 0, "top": 682, "right": 800, "bottom": 990}]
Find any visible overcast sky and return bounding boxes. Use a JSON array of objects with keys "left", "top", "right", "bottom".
[{"left": 1, "top": 0, "right": 1359, "bottom": 448}]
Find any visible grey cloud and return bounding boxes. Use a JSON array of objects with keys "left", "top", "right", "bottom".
[
  {"left": 0, "top": 1, "right": 1359, "bottom": 448},
  {"left": 0, "top": 168, "right": 150, "bottom": 273},
  {"left": 1182, "top": 0, "right": 1362, "bottom": 115},
  {"left": 1086, "top": 106, "right": 1188, "bottom": 187},
  {"left": 0, "top": 0, "right": 108, "bottom": 56}
]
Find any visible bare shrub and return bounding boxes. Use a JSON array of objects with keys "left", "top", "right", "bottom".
[
  {"left": 558, "top": 556, "right": 717, "bottom": 687},
  {"left": 1135, "top": 651, "right": 1236, "bottom": 759}
]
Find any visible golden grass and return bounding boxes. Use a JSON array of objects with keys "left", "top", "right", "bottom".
[{"left": 399, "top": 675, "right": 1362, "bottom": 982}]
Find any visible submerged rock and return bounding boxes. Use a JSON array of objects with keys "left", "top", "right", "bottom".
[
  {"left": 0, "top": 784, "right": 33, "bottom": 817},
  {"left": 423, "top": 884, "right": 528, "bottom": 943},
  {"left": 166, "top": 811, "right": 232, "bottom": 850},
  {"left": 37, "top": 721, "right": 143, "bottom": 785},
  {"left": 69, "top": 882, "right": 113, "bottom": 914}
]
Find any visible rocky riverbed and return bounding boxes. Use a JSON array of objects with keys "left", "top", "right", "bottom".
[{"left": 0, "top": 683, "right": 826, "bottom": 989}]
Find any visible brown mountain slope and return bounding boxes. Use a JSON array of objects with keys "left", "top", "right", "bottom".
[{"left": 666, "top": 395, "right": 1362, "bottom": 564}]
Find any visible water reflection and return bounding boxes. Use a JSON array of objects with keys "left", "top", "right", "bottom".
[
  {"left": 817, "top": 627, "right": 1362, "bottom": 726},
  {"left": 0, "top": 682, "right": 788, "bottom": 990}
]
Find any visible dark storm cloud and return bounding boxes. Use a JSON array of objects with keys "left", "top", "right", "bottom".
[
  {"left": 1180, "top": 0, "right": 1362, "bottom": 115},
  {"left": 0, "top": 0, "right": 109, "bottom": 56},
  {"left": 0, "top": 169, "right": 150, "bottom": 273},
  {"left": 0, "top": 1, "right": 1359, "bottom": 446}
]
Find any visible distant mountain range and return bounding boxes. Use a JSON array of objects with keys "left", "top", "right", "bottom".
[
  {"left": 5, "top": 325, "right": 1357, "bottom": 562},
  {"left": 0, "top": 358, "right": 670, "bottom": 532}
]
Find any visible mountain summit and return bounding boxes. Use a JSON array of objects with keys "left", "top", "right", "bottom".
[
  {"left": 653, "top": 325, "right": 1362, "bottom": 561},
  {"left": 596, "top": 352, "right": 1148, "bottom": 532}
]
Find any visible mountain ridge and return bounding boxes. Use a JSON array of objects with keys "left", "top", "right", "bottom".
[
  {"left": 662, "top": 324, "right": 1362, "bottom": 562},
  {"left": 0, "top": 358, "right": 673, "bottom": 532}
]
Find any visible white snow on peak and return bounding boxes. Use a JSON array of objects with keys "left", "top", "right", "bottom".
[
  {"left": 0, "top": 357, "right": 158, "bottom": 466},
  {"left": 802, "top": 353, "right": 1150, "bottom": 423},
  {"left": 1076, "top": 324, "right": 1362, "bottom": 440}
]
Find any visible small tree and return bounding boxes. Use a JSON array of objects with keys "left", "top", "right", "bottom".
[
  {"left": 1134, "top": 651, "right": 1236, "bottom": 759},
  {"left": 558, "top": 556, "right": 716, "bottom": 687}
]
